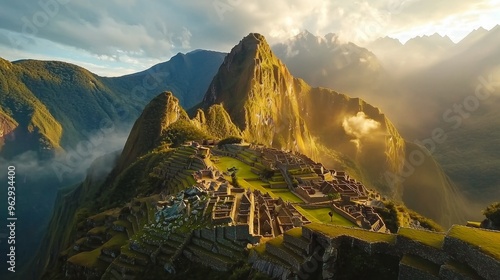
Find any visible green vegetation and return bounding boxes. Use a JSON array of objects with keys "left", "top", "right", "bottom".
[
  {"left": 483, "top": 202, "right": 500, "bottom": 227},
  {"left": 205, "top": 105, "right": 241, "bottom": 139},
  {"left": 67, "top": 248, "right": 106, "bottom": 269},
  {"left": 215, "top": 156, "right": 303, "bottom": 203},
  {"left": 296, "top": 207, "right": 356, "bottom": 227},
  {"left": 162, "top": 119, "right": 209, "bottom": 147},
  {"left": 400, "top": 254, "right": 440, "bottom": 275},
  {"left": 272, "top": 190, "right": 303, "bottom": 203},
  {"left": 98, "top": 148, "right": 174, "bottom": 208},
  {"left": 88, "top": 226, "right": 107, "bottom": 235},
  {"left": 231, "top": 173, "right": 240, "bottom": 188},
  {"left": 102, "top": 233, "right": 128, "bottom": 251},
  {"left": 218, "top": 136, "right": 243, "bottom": 147},
  {"left": 261, "top": 168, "right": 275, "bottom": 180},
  {"left": 266, "top": 235, "right": 284, "bottom": 248},
  {"left": 376, "top": 201, "right": 443, "bottom": 233},
  {"left": 285, "top": 227, "right": 303, "bottom": 238},
  {"left": 398, "top": 227, "right": 445, "bottom": 249},
  {"left": 327, "top": 192, "right": 340, "bottom": 201},
  {"left": 447, "top": 225, "right": 500, "bottom": 260},
  {"left": 214, "top": 156, "right": 259, "bottom": 179},
  {"left": 306, "top": 222, "right": 396, "bottom": 243}
]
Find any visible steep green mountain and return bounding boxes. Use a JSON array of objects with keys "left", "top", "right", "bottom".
[
  {"left": 0, "top": 51, "right": 224, "bottom": 280},
  {"left": 36, "top": 92, "right": 206, "bottom": 278},
  {"left": 0, "top": 58, "right": 64, "bottom": 157},
  {"left": 196, "top": 33, "right": 466, "bottom": 226},
  {"left": 0, "top": 50, "right": 225, "bottom": 159}
]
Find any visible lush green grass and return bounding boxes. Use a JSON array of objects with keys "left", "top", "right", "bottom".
[
  {"left": 252, "top": 242, "right": 267, "bottom": 255},
  {"left": 67, "top": 248, "right": 105, "bottom": 269},
  {"left": 285, "top": 227, "right": 303, "bottom": 238},
  {"left": 296, "top": 207, "right": 355, "bottom": 227},
  {"left": 272, "top": 190, "right": 304, "bottom": 203},
  {"left": 102, "top": 233, "right": 128, "bottom": 251},
  {"left": 266, "top": 235, "right": 284, "bottom": 247},
  {"left": 447, "top": 225, "right": 500, "bottom": 260},
  {"left": 306, "top": 222, "right": 396, "bottom": 243},
  {"left": 398, "top": 227, "right": 445, "bottom": 249},
  {"left": 401, "top": 255, "right": 440, "bottom": 275},
  {"left": 466, "top": 221, "right": 481, "bottom": 228},
  {"left": 239, "top": 179, "right": 273, "bottom": 195},
  {"left": 216, "top": 157, "right": 303, "bottom": 203},
  {"left": 88, "top": 226, "right": 107, "bottom": 235},
  {"left": 214, "top": 156, "right": 259, "bottom": 179}
]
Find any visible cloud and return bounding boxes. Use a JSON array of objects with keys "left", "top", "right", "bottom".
[
  {"left": 0, "top": 0, "right": 498, "bottom": 75},
  {"left": 342, "top": 112, "right": 381, "bottom": 139}
]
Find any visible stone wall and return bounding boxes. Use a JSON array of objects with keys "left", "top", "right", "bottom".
[
  {"left": 442, "top": 236, "right": 499, "bottom": 280},
  {"left": 253, "top": 225, "right": 500, "bottom": 280},
  {"left": 398, "top": 261, "right": 440, "bottom": 280},
  {"left": 396, "top": 236, "right": 449, "bottom": 264}
]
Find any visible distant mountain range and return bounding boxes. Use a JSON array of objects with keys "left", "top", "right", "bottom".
[{"left": 272, "top": 30, "right": 389, "bottom": 106}]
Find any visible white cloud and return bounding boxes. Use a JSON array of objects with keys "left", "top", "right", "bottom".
[
  {"left": 342, "top": 112, "right": 381, "bottom": 139},
  {"left": 0, "top": 0, "right": 497, "bottom": 74}
]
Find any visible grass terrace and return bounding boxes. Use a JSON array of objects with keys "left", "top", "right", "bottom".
[
  {"left": 296, "top": 207, "right": 356, "bottom": 227},
  {"left": 214, "top": 156, "right": 259, "bottom": 179},
  {"left": 215, "top": 156, "right": 304, "bottom": 204},
  {"left": 401, "top": 254, "right": 440, "bottom": 276},
  {"left": 306, "top": 222, "right": 396, "bottom": 243},
  {"left": 447, "top": 225, "right": 500, "bottom": 260},
  {"left": 67, "top": 248, "right": 107, "bottom": 270},
  {"left": 273, "top": 190, "right": 303, "bottom": 203},
  {"left": 285, "top": 227, "right": 303, "bottom": 238},
  {"left": 398, "top": 227, "right": 445, "bottom": 249},
  {"left": 102, "top": 233, "right": 129, "bottom": 251}
]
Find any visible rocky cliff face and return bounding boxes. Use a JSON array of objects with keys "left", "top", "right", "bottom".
[{"left": 198, "top": 33, "right": 464, "bottom": 226}]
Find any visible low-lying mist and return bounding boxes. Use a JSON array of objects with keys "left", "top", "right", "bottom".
[{"left": 0, "top": 127, "right": 130, "bottom": 274}]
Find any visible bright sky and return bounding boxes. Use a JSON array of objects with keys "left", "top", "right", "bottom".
[{"left": 0, "top": 0, "right": 498, "bottom": 76}]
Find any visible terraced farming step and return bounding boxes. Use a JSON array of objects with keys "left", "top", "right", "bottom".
[
  {"left": 265, "top": 236, "right": 305, "bottom": 270},
  {"left": 184, "top": 243, "right": 236, "bottom": 271}
]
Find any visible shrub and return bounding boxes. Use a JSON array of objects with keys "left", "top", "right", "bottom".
[
  {"left": 218, "top": 136, "right": 243, "bottom": 147},
  {"left": 483, "top": 202, "right": 500, "bottom": 227}
]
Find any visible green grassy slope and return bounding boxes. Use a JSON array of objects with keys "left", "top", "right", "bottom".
[{"left": 0, "top": 50, "right": 224, "bottom": 159}]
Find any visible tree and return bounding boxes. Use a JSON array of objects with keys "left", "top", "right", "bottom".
[
  {"left": 231, "top": 172, "right": 240, "bottom": 188},
  {"left": 328, "top": 211, "right": 334, "bottom": 222},
  {"left": 483, "top": 202, "right": 500, "bottom": 227},
  {"left": 327, "top": 192, "right": 340, "bottom": 201},
  {"left": 262, "top": 168, "right": 275, "bottom": 180},
  {"left": 218, "top": 136, "right": 243, "bottom": 147}
]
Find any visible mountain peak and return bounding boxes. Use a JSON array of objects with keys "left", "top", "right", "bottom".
[
  {"left": 201, "top": 33, "right": 283, "bottom": 113},
  {"left": 116, "top": 91, "right": 188, "bottom": 172},
  {"left": 296, "top": 30, "right": 315, "bottom": 39},
  {"left": 240, "top": 32, "right": 267, "bottom": 46}
]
